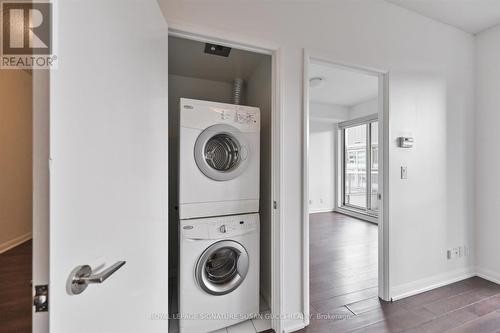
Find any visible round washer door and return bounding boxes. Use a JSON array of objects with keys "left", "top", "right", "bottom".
[
  {"left": 195, "top": 240, "right": 249, "bottom": 296},
  {"left": 194, "top": 124, "right": 250, "bottom": 181}
]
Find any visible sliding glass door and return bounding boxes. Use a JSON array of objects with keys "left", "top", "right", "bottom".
[
  {"left": 341, "top": 118, "right": 378, "bottom": 216},
  {"left": 344, "top": 124, "right": 368, "bottom": 209},
  {"left": 369, "top": 122, "right": 379, "bottom": 212}
]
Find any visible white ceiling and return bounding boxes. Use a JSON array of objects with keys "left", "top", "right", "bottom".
[
  {"left": 386, "top": 0, "right": 500, "bottom": 34},
  {"left": 309, "top": 63, "right": 378, "bottom": 107},
  {"left": 169, "top": 36, "right": 269, "bottom": 83}
]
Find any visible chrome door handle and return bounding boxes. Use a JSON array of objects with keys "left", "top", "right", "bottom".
[{"left": 69, "top": 261, "right": 126, "bottom": 295}]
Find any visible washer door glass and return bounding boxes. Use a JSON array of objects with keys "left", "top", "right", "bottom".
[
  {"left": 196, "top": 240, "right": 249, "bottom": 295},
  {"left": 194, "top": 124, "right": 250, "bottom": 181}
]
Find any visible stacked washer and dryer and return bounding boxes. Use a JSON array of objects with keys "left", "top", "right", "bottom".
[{"left": 178, "top": 98, "right": 261, "bottom": 333}]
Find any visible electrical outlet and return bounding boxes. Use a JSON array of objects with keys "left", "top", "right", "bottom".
[{"left": 401, "top": 166, "right": 408, "bottom": 179}]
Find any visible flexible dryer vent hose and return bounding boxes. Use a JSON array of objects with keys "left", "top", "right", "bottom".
[{"left": 232, "top": 78, "right": 244, "bottom": 105}]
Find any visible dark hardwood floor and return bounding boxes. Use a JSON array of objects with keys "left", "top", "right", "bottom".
[
  {"left": 3, "top": 220, "right": 500, "bottom": 333},
  {"left": 0, "top": 240, "right": 32, "bottom": 333},
  {"left": 300, "top": 212, "right": 500, "bottom": 333},
  {"left": 309, "top": 212, "right": 378, "bottom": 314}
]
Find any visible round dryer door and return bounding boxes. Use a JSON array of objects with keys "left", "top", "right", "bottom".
[
  {"left": 194, "top": 124, "right": 250, "bottom": 181},
  {"left": 195, "top": 240, "right": 249, "bottom": 295}
]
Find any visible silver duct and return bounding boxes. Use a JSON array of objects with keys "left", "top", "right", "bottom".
[{"left": 232, "top": 78, "right": 244, "bottom": 105}]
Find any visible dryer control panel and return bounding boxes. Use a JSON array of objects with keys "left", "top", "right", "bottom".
[
  {"left": 180, "top": 98, "right": 260, "bottom": 133},
  {"left": 181, "top": 213, "right": 259, "bottom": 240},
  {"left": 236, "top": 110, "right": 258, "bottom": 125}
]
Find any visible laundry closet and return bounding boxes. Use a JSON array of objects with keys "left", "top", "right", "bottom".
[{"left": 168, "top": 36, "right": 273, "bottom": 333}]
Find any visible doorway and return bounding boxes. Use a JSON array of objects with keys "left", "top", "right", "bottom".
[
  {"left": 302, "top": 55, "right": 389, "bottom": 326},
  {"left": 167, "top": 29, "right": 283, "bottom": 333},
  {"left": 0, "top": 69, "right": 34, "bottom": 332}
]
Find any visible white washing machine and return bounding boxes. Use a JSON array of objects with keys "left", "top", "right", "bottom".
[
  {"left": 179, "top": 98, "right": 260, "bottom": 219},
  {"left": 179, "top": 213, "right": 260, "bottom": 333}
]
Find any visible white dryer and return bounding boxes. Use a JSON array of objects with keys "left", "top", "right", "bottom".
[
  {"left": 179, "top": 98, "right": 260, "bottom": 219},
  {"left": 179, "top": 213, "right": 260, "bottom": 333}
]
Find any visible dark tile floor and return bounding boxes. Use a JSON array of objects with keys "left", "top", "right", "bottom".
[
  {"left": 300, "top": 212, "right": 500, "bottom": 333},
  {"left": 0, "top": 240, "right": 32, "bottom": 333}
]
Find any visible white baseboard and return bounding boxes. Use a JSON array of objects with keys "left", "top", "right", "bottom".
[
  {"left": 476, "top": 266, "right": 500, "bottom": 285},
  {"left": 335, "top": 207, "right": 378, "bottom": 224},
  {"left": 309, "top": 208, "right": 335, "bottom": 214},
  {"left": 0, "top": 232, "right": 32, "bottom": 254},
  {"left": 391, "top": 267, "right": 475, "bottom": 301}
]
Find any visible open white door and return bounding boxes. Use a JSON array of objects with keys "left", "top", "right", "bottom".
[{"left": 33, "top": 0, "right": 169, "bottom": 332}]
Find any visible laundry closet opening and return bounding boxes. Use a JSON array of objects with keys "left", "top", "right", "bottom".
[{"left": 168, "top": 35, "right": 273, "bottom": 333}]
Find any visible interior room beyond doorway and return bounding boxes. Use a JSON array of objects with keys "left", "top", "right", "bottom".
[
  {"left": 306, "top": 59, "right": 385, "bottom": 328},
  {"left": 308, "top": 62, "right": 380, "bottom": 222}
]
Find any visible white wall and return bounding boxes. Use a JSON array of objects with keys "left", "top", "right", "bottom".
[
  {"left": 310, "top": 102, "right": 348, "bottom": 122},
  {"left": 168, "top": 74, "right": 233, "bottom": 273},
  {"left": 159, "top": 1, "right": 476, "bottom": 329},
  {"left": 246, "top": 57, "right": 273, "bottom": 306},
  {"left": 475, "top": 24, "right": 500, "bottom": 284},
  {"left": 308, "top": 121, "right": 335, "bottom": 213},
  {"left": 0, "top": 70, "right": 33, "bottom": 252},
  {"left": 349, "top": 98, "right": 378, "bottom": 120}
]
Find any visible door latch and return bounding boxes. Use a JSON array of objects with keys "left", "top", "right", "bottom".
[{"left": 33, "top": 285, "right": 48, "bottom": 312}]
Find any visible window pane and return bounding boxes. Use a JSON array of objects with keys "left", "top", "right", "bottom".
[
  {"left": 370, "top": 121, "right": 379, "bottom": 211},
  {"left": 344, "top": 124, "right": 367, "bottom": 208}
]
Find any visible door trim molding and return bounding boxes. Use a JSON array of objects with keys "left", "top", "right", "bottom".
[
  {"left": 302, "top": 50, "right": 391, "bottom": 327},
  {"left": 167, "top": 23, "right": 284, "bottom": 333}
]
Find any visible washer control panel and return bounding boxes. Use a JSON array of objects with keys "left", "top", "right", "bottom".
[
  {"left": 214, "top": 219, "right": 255, "bottom": 233},
  {"left": 180, "top": 213, "right": 259, "bottom": 240}
]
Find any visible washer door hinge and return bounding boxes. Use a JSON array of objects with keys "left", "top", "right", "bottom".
[{"left": 33, "top": 285, "right": 48, "bottom": 312}]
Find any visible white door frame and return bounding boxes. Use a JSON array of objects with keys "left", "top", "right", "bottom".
[
  {"left": 32, "top": 69, "right": 50, "bottom": 333},
  {"left": 167, "top": 22, "right": 285, "bottom": 333},
  {"left": 302, "top": 50, "right": 391, "bottom": 325}
]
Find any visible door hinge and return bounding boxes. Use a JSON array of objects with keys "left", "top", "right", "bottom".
[
  {"left": 33, "top": 285, "right": 48, "bottom": 312},
  {"left": 273, "top": 201, "right": 278, "bottom": 209}
]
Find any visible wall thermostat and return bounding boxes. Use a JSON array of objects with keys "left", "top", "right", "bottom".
[{"left": 398, "top": 137, "right": 414, "bottom": 148}]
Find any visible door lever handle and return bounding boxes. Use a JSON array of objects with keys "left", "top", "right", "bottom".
[{"left": 69, "top": 261, "right": 126, "bottom": 295}]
